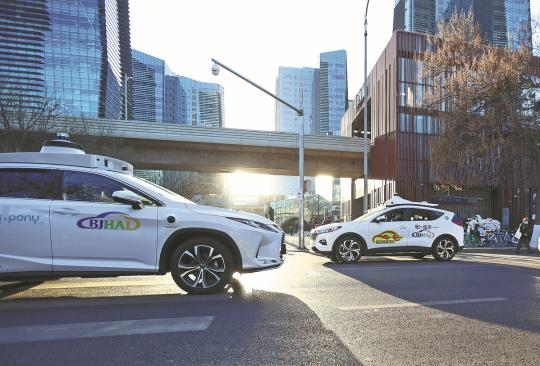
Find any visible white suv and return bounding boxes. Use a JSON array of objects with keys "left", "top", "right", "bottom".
[
  {"left": 311, "top": 196, "right": 464, "bottom": 262},
  {"left": 0, "top": 135, "right": 284, "bottom": 294}
]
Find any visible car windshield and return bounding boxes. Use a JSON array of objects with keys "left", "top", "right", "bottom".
[
  {"left": 354, "top": 205, "right": 385, "bottom": 221},
  {"left": 122, "top": 174, "right": 194, "bottom": 204}
]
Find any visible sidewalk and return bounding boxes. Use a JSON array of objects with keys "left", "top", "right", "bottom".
[
  {"left": 285, "top": 234, "right": 311, "bottom": 251},
  {"left": 286, "top": 234, "right": 539, "bottom": 256}
]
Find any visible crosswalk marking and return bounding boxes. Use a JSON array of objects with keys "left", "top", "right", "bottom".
[
  {"left": 338, "top": 297, "right": 507, "bottom": 311},
  {"left": 0, "top": 316, "right": 215, "bottom": 344}
]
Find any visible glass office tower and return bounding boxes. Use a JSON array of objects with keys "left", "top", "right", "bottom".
[
  {"left": 132, "top": 49, "right": 165, "bottom": 122},
  {"left": 319, "top": 50, "right": 348, "bottom": 135},
  {"left": 0, "top": 0, "right": 50, "bottom": 107},
  {"left": 275, "top": 67, "right": 316, "bottom": 133},
  {"left": 393, "top": 0, "right": 532, "bottom": 50},
  {"left": 164, "top": 75, "right": 224, "bottom": 127},
  {"left": 43, "top": 0, "right": 132, "bottom": 119}
]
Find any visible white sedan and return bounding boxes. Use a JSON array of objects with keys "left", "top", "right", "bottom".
[{"left": 311, "top": 196, "right": 464, "bottom": 263}]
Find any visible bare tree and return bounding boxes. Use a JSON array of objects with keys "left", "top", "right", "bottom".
[
  {"left": 161, "top": 171, "right": 223, "bottom": 203},
  {"left": 0, "top": 85, "right": 119, "bottom": 153},
  {"left": 0, "top": 86, "right": 62, "bottom": 152},
  {"left": 422, "top": 11, "right": 540, "bottom": 195}
]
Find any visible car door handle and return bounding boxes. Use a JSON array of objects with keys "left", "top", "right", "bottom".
[
  {"left": 399, "top": 226, "right": 407, "bottom": 229},
  {"left": 53, "top": 208, "right": 80, "bottom": 215}
]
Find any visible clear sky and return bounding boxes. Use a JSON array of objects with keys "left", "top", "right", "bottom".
[{"left": 131, "top": 0, "right": 540, "bottom": 132}]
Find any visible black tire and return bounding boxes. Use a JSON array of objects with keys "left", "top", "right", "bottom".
[
  {"left": 170, "top": 237, "right": 234, "bottom": 295},
  {"left": 432, "top": 237, "right": 457, "bottom": 261},
  {"left": 412, "top": 254, "right": 425, "bottom": 259},
  {"left": 331, "top": 235, "right": 363, "bottom": 263}
]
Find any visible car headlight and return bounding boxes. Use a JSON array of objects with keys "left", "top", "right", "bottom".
[
  {"left": 316, "top": 226, "right": 342, "bottom": 234},
  {"left": 227, "top": 217, "right": 278, "bottom": 232}
]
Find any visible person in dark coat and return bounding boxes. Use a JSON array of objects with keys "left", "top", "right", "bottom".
[
  {"left": 515, "top": 217, "right": 533, "bottom": 254},
  {"left": 267, "top": 206, "right": 274, "bottom": 222}
]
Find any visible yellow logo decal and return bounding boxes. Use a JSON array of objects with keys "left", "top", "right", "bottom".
[{"left": 372, "top": 230, "right": 403, "bottom": 244}]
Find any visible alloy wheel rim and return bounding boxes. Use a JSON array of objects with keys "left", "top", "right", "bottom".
[
  {"left": 178, "top": 245, "right": 225, "bottom": 289},
  {"left": 339, "top": 239, "right": 361, "bottom": 262},
  {"left": 436, "top": 240, "right": 455, "bottom": 260}
]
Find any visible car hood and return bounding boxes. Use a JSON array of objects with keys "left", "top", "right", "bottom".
[
  {"left": 313, "top": 220, "right": 365, "bottom": 233},
  {"left": 185, "top": 204, "right": 277, "bottom": 226}
]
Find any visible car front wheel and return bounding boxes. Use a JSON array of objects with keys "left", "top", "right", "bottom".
[
  {"left": 432, "top": 238, "right": 457, "bottom": 261},
  {"left": 170, "top": 237, "right": 234, "bottom": 295},
  {"left": 332, "top": 236, "right": 363, "bottom": 263}
]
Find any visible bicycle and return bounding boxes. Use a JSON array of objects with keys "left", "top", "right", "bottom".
[{"left": 464, "top": 233, "right": 482, "bottom": 247}]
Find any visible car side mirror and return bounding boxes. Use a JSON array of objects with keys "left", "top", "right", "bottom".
[
  {"left": 112, "top": 190, "right": 144, "bottom": 210},
  {"left": 375, "top": 215, "right": 385, "bottom": 223}
]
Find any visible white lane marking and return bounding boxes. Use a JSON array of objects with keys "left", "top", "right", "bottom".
[
  {"left": 0, "top": 316, "right": 214, "bottom": 344},
  {"left": 334, "top": 264, "right": 486, "bottom": 271},
  {"left": 339, "top": 297, "right": 507, "bottom": 311},
  {"left": 0, "top": 294, "right": 230, "bottom": 310}
]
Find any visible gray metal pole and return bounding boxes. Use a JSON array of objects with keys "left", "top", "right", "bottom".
[
  {"left": 363, "top": 0, "right": 370, "bottom": 214},
  {"left": 299, "top": 113, "right": 305, "bottom": 249},
  {"left": 211, "top": 58, "right": 305, "bottom": 247}
]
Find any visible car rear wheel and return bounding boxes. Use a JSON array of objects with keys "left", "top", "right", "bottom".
[
  {"left": 170, "top": 237, "right": 234, "bottom": 295},
  {"left": 332, "top": 236, "right": 363, "bottom": 263},
  {"left": 432, "top": 238, "right": 457, "bottom": 261}
]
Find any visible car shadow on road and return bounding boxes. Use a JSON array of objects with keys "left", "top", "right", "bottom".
[
  {"left": 0, "top": 281, "right": 362, "bottom": 366},
  {"left": 0, "top": 281, "right": 43, "bottom": 300},
  {"left": 322, "top": 257, "right": 540, "bottom": 334}
]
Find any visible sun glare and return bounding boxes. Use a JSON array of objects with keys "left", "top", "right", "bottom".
[{"left": 225, "top": 172, "right": 275, "bottom": 196}]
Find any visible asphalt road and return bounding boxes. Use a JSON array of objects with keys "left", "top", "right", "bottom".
[{"left": 0, "top": 249, "right": 539, "bottom": 366}]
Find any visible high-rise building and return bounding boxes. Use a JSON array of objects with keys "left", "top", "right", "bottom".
[
  {"left": 318, "top": 50, "right": 348, "bottom": 135},
  {"left": 44, "top": 0, "right": 132, "bottom": 118},
  {"left": 275, "top": 67, "right": 317, "bottom": 133},
  {"left": 132, "top": 49, "right": 165, "bottom": 122},
  {"left": 0, "top": 0, "right": 50, "bottom": 107},
  {"left": 164, "top": 75, "right": 224, "bottom": 127},
  {"left": 0, "top": 0, "right": 132, "bottom": 118},
  {"left": 393, "top": 0, "right": 532, "bottom": 50}
]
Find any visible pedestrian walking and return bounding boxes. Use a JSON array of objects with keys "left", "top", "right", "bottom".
[{"left": 515, "top": 217, "right": 533, "bottom": 254}]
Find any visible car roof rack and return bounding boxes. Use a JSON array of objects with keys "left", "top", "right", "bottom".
[
  {"left": 0, "top": 133, "right": 133, "bottom": 175},
  {"left": 384, "top": 195, "right": 439, "bottom": 208}
]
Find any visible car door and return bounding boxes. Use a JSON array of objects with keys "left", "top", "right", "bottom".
[
  {"left": 408, "top": 208, "right": 444, "bottom": 249},
  {"left": 367, "top": 208, "right": 409, "bottom": 251},
  {"left": 0, "top": 168, "right": 57, "bottom": 273},
  {"left": 50, "top": 170, "right": 158, "bottom": 273}
]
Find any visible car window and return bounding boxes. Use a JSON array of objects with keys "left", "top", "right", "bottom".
[
  {"left": 0, "top": 169, "right": 57, "bottom": 199},
  {"left": 62, "top": 171, "right": 155, "bottom": 205},
  {"left": 376, "top": 209, "right": 406, "bottom": 222},
  {"left": 410, "top": 209, "right": 444, "bottom": 221}
]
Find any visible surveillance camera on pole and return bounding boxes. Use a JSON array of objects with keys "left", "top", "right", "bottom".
[{"left": 211, "top": 63, "right": 220, "bottom": 76}]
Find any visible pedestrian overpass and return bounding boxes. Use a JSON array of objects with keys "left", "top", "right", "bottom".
[{"left": 45, "top": 117, "right": 368, "bottom": 178}]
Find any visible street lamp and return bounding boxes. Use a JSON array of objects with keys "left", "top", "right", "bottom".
[
  {"left": 211, "top": 58, "right": 307, "bottom": 248},
  {"left": 124, "top": 73, "right": 133, "bottom": 120},
  {"left": 363, "top": 0, "right": 370, "bottom": 214}
]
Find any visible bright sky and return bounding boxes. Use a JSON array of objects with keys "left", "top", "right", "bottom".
[{"left": 130, "top": 0, "right": 395, "bottom": 131}]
